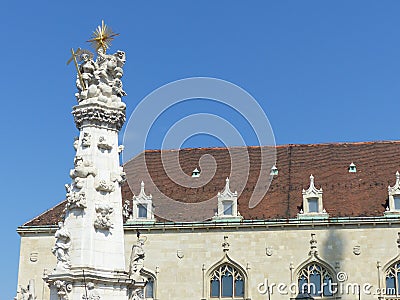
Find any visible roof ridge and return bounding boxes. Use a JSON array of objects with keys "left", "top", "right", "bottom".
[{"left": 139, "top": 140, "right": 400, "bottom": 153}]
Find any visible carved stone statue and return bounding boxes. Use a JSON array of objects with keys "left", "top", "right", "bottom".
[
  {"left": 94, "top": 203, "right": 114, "bottom": 230},
  {"left": 74, "top": 47, "right": 127, "bottom": 109},
  {"left": 122, "top": 200, "right": 131, "bottom": 219},
  {"left": 130, "top": 289, "right": 144, "bottom": 300},
  {"left": 82, "top": 283, "right": 100, "bottom": 300},
  {"left": 52, "top": 222, "right": 71, "bottom": 270},
  {"left": 129, "top": 238, "right": 146, "bottom": 281},
  {"left": 53, "top": 280, "right": 72, "bottom": 300},
  {"left": 18, "top": 281, "right": 35, "bottom": 300}
]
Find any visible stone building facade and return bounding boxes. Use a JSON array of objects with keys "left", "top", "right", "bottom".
[{"left": 17, "top": 141, "right": 400, "bottom": 300}]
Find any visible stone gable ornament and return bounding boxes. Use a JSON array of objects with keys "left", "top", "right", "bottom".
[{"left": 266, "top": 246, "right": 273, "bottom": 256}]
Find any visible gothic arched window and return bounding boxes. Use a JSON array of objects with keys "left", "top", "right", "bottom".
[
  {"left": 385, "top": 261, "right": 400, "bottom": 296},
  {"left": 298, "top": 263, "right": 334, "bottom": 297},
  {"left": 210, "top": 264, "right": 244, "bottom": 299}
]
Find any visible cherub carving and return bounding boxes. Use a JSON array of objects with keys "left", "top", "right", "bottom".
[
  {"left": 94, "top": 203, "right": 114, "bottom": 230},
  {"left": 70, "top": 156, "right": 97, "bottom": 179}
]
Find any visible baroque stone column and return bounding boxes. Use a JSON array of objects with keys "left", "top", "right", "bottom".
[{"left": 45, "top": 24, "right": 145, "bottom": 300}]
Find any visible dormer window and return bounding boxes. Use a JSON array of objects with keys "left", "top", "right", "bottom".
[
  {"left": 298, "top": 175, "right": 328, "bottom": 219},
  {"left": 270, "top": 165, "right": 278, "bottom": 176},
  {"left": 212, "top": 178, "right": 243, "bottom": 221},
  {"left": 348, "top": 162, "right": 357, "bottom": 173},
  {"left": 192, "top": 168, "right": 200, "bottom": 178},
  {"left": 385, "top": 172, "right": 400, "bottom": 217},
  {"left": 128, "top": 181, "right": 155, "bottom": 223}
]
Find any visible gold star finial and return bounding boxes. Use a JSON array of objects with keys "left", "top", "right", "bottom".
[{"left": 87, "top": 20, "right": 119, "bottom": 53}]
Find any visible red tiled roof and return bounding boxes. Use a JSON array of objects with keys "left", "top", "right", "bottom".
[{"left": 23, "top": 141, "right": 400, "bottom": 226}]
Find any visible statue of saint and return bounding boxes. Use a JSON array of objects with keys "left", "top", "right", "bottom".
[
  {"left": 129, "top": 238, "right": 146, "bottom": 280},
  {"left": 52, "top": 222, "right": 71, "bottom": 270}
]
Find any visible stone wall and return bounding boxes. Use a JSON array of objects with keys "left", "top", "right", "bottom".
[{"left": 17, "top": 222, "right": 400, "bottom": 300}]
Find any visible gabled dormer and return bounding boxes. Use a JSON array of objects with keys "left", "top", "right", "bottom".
[
  {"left": 212, "top": 178, "right": 243, "bottom": 222},
  {"left": 129, "top": 181, "right": 155, "bottom": 223},
  {"left": 298, "top": 175, "right": 328, "bottom": 219},
  {"left": 385, "top": 171, "right": 400, "bottom": 217}
]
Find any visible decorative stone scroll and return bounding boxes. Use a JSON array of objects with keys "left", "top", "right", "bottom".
[
  {"left": 94, "top": 203, "right": 114, "bottom": 230},
  {"left": 51, "top": 222, "right": 71, "bottom": 270}
]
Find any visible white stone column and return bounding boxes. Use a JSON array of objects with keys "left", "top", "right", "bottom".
[{"left": 45, "top": 40, "right": 145, "bottom": 299}]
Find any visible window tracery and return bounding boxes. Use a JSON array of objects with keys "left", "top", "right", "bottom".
[{"left": 210, "top": 264, "right": 244, "bottom": 299}]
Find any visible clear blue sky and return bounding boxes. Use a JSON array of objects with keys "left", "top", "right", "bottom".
[{"left": 1, "top": 1, "right": 400, "bottom": 298}]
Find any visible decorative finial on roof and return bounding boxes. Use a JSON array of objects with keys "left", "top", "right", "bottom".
[
  {"left": 309, "top": 233, "right": 318, "bottom": 256},
  {"left": 302, "top": 174, "right": 323, "bottom": 195},
  {"left": 140, "top": 181, "right": 145, "bottom": 192},
  {"left": 132, "top": 181, "right": 152, "bottom": 202},
  {"left": 310, "top": 174, "right": 314, "bottom": 185},
  {"left": 218, "top": 177, "right": 237, "bottom": 198},
  {"left": 388, "top": 171, "right": 400, "bottom": 194},
  {"left": 222, "top": 236, "right": 230, "bottom": 252}
]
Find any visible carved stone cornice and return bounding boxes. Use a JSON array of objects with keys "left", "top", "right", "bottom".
[{"left": 72, "top": 103, "right": 126, "bottom": 131}]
